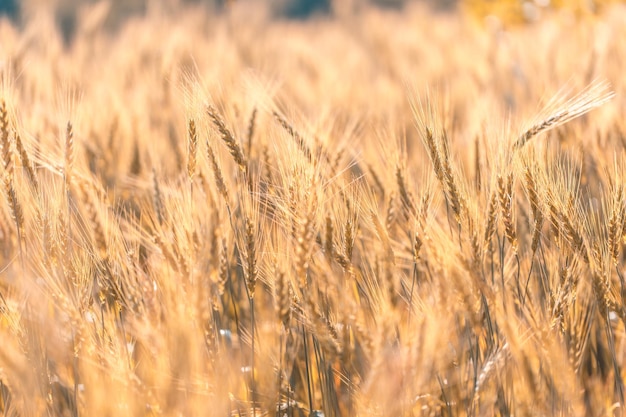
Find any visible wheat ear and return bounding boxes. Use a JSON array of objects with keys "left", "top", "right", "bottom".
[
  {"left": 207, "top": 105, "right": 247, "bottom": 171},
  {"left": 514, "top": 80, "right": 614, "bottom": 149},
  {"left": 396, "top": 166, "right": 417, "bottom": 218},
  {"left": 152, "top": 168, "right": 165, "bottom": 225},
  {"left": 14, "top": 131, "right": 39, "bottom": 191},
  {"left": 608, "top": 186, "right": 624, "bottom": 266},
  {"left": 484, "top": 191, "right": 498, "bottom": 247},
  {"left": 246, "top": 107, "right": 257, "bottom": 158},
  {"left": 3, "top": 174, "right": 24, "bottom": 235},
  {"left": 523, "top": 167, "right": 544, "bottom": 254},
  {"left": 187, "top": 119, "right": 198, "bottom": 180},
  {"left": 0, "top": 101, "right": 11, "bottom": 173},
  {"left": 64, "top": 122, "right": 74, "bottom": 187},
  {"left": 205, "top": 139, "right": 230, "bottom": 204},
  {"left": 440, "top": 131, "right": 464, "bottom": 221},
  {"left": 498, "top": 174, "right": 518, "bottom": 254},
  {"left": 273, "top": 111, "right": 313, "bottom": 162}
]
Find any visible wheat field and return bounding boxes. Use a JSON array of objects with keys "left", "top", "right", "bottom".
[{"left": 1, "top": 1, "right": 626, "bottom": 416}]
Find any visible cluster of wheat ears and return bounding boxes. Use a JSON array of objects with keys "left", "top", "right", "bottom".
[{"left": 1, "top": 1, "right": 626, "bottom": 416}]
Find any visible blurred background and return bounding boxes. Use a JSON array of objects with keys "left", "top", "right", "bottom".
[{"left": 0, "top": 0, "right": 620, "bottom": 43}]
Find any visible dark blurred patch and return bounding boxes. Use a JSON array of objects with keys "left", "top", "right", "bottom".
[
  {"left": 369, "top": 0, "right": 405, "bottom": 9},
  {"left": 58, "top": 11, "right": 76, "bottom": 45},
  {"left": 284, "top": 0, "right": 330, "bottom": 18},
  {"left": 0, "top": 0, "right": 18, "bottom": 18},
  {"left": 369, "top": 0, "right": 457, "bottom": 10}
]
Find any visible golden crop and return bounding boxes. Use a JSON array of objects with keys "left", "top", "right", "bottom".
[{"left": 1, "top": 1, "right": 626, "bottom": 416}]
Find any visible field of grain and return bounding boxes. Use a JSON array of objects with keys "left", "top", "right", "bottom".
[{"left": 1, "top": 1, "right": 626, "bottom": 416}]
